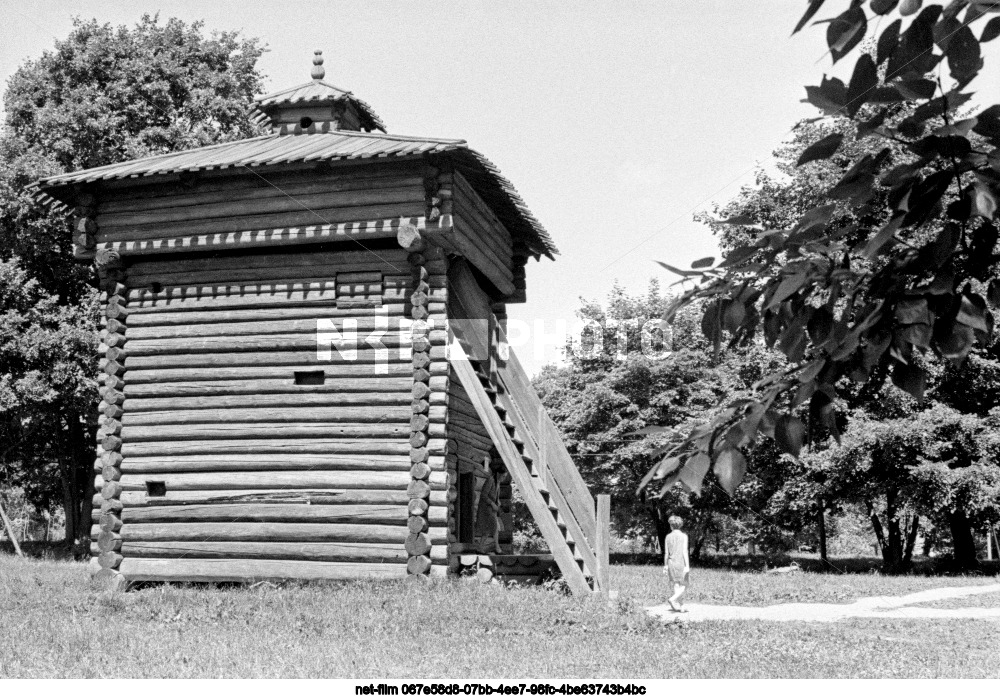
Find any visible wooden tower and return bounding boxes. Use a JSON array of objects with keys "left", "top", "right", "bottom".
[{"left": 34, "top": 52, "right": 609, "bottom": 593}]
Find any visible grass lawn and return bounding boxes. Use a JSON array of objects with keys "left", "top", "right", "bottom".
[{"left": 0, "top": 555, "right": 998, "bottom": 678}]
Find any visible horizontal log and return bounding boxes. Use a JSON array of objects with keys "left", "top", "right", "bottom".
[
  {"left": 128, "top": 247, "right": 410, "bottom": 277},
  {"left": 118, "top": 521, "right": 446, "bottom": 544},
  {"left": 117, "top": 469, "right": 447, "bottom": 490},
  {"left": 122, "top": 376, "right": 431, "bottom": 397},
  {"left": 123, "top": 330, "right": 446, "bottom": 356},
  {"left": 121, "top": 391, "right": 442, "bottom": 412},
  {"left": 125, "top": 304, "right": 414, "bottom": 327},
  {"left": 121, "top": 453, "right": 409, "bottom": 473},
  {"left": 120, "top": 540, "right": 449, "bottom": 563},
  {"left": 98, "top": 200, "right": 429, "bottom": 242},
  {"left": 122, "top": 406, "right": 447, "bottom": 426},
  {"left": 124, "top": 361, "right": 448, "bottom": 383},
  {"left": 116, "top": 488, "right": 448, "bottom": 508},
  {"left": 100, "top": 186, "right": 425, "bottom": 230},
  {"left": 100, "top": 164, "right": 426, "bottom": 212},
  {"left": 122, "top": 503, "right": 447, "bottom": 526},
  {"left": 123, "top": 345, "right": 447, "bottom": 369},
  {"left": 119, "top": 422, "right": 444, "bottom": 442},
  {"left": 125, "top": 316, "right": 424, "bottom": 340},
  {"left": 118, "top": 558, "right": 450, "bottom": 582}
]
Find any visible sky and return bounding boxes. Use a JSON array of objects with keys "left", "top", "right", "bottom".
[{"left": 2, "top": 1, "right": 999, "bottom": 375}]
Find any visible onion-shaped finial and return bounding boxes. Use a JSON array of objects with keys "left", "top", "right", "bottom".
[{"left": 311, "top": 50, "right": 325, "bottom": 80}]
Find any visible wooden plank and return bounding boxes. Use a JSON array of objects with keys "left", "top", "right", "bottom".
[
  {"left": 117, "top": 470, "right": 446, "bottom": 491},
  {"left": 441, "top": 230, "right": 514, "bottom": 297},
  {"left": 124, "top": 361, "right": 448, "bottom": 383},
  {"left": 123, "top": 346, "right": 447, "bottom": 370},
  {"left": 99, "top": 162, "right": 425, "bottom": 210},
  {"left": 98, "top": 201, "right": 429, "bottom": 242},
  {"left": 122, "top": 406, "right": 447, "bottom": 426},
  {"left": 119, "top": 558, "right": 450, "bottom": 582},
  {"left": 0, "top": 500, "right": 24, "bottom": 557},
  {"left": 114, "top": 488, "right": 448, "bottom": 508},
  {"left": 100, "top": 186, "right": 425, "bottom": 229},
  {"left": 121, "top": 392, "right": 426, "bottom": 413},
  {"left": 120, "top": 453, "right": 411, "bottom": 473},
  {"left": 118, "top": 522, "right": 446, "bottom": 543},
  {"left": 121, "top": 503, "right": 448, "bottom": 525},
  {"left": 448, "top": 339, "right": 590, "bottom": 596},
  {"left": 494, "top": 383, "right": 597, "bottom": 579},
  {"left": 123, "top": 330, "right": 442, "bottom": 356},
  {"left": 122, "top": 376, "right": 420, "bottom": 397},
  {"left": 499, "top": 342, "right": 596, "bottom": 533},
  {"left": 595, "top": 494, "right": 611, "bottom": 595},
  {"left": 119, "top": 422, "right": 437, "bottom": 442},
  {"left": 120, "top": 440, "right": 417, "bottom": 458},
  {"left": 125, "top": 305, "right": 413, "bottom": 328},
  {"left": 120, "top": 541, "right": 449, "bottom": 563}
]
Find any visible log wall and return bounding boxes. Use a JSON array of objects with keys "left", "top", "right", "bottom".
[
  {"left": 444, "top": 263, "right": 511, "bottom": 562},
  {"left": 91, "top": 244, "right": 451, "bottom": 582}
]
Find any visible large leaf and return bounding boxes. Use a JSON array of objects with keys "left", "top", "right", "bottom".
[
  {"left": 983, "top": 17, "right": 1000, "bottom": 42},
  {"left": 797, "top": 132, "right": 844, "bottom": 165},
  {"left": 774, "top": 414, "right": 806, "bottom": 457},
  {"left": 892, "top": 361, "right": 926, "bottom": 401},
  {"left": 793, "top": 0, "right": 826, "bottom": 34},
  {"left": 691, "top": 256, "right": 716, "bottom": 269},
  {"left": 713, "top": 449, "right": 747, "bottom": 496},
  {"left": 766, "top": 271, "right": 810, "bottom": 309},
  {"left": 863, "top": 216, "right": 904, "bottom": 259},
  {"left": 895, "top": 297, "right": 931, "bottom": 325},
  {"left": 947, "top": 25, "right": 983, "bottom": 81},
  {"left": 899, "top": 0, "right": 923, "bottom": 15},
  {"left": 844, "top": 54, "right": 878, "bottom": 117},
  {"left": 677, "top": 453, "right": 712, "bottom": 495},
  {"left": 804, "top": 76, "right": 848, "bottom": 113},
  {"left": 871, "top": 0, "right": 899, "bottom": 14},
  {"left": 973, "top": 182, "right": 998, "bottom": 219},
  {"left": 877, "top": 19, "right": 902, "bottom": 65},
  {"left": 827, "top": 6, "right": 867, "bottom": 63},
  {"left": 887, "top": 5, "right": 942, "bottom": 80}
]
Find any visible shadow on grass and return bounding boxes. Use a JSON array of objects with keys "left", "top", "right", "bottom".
[
  {"left": 0, "top": 540, "right": 81, "bottom": 560},
  {"left": 610, "top": 551, "right": 1000, "bottom": 576}
]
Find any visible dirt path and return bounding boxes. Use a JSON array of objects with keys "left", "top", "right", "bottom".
[{"left": 647, "top": 582, "right": 1000, "bottom": 622}]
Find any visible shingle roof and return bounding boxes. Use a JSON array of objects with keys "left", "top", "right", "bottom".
[
  {"left": 32, "top": 130, "right": 556, "bottom": 257},
  {"left": 254, "top": 79, "right": 386, "bottom": 132}
]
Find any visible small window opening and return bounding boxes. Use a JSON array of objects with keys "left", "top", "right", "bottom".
[
  {"left": 299, "top": 116, "right": 313, "bottom": 129},
  {"left": 146, "top": 481, "right": 167, "bottom": 497},
  {"left": 150, "top": 282, "right": 163, "bottom": 293},
  {"left": 294, "top": 370, "right": 326, "bottom": 385},
  {"left": 458, "top": 472, "right": 474, "bottom": 545}
]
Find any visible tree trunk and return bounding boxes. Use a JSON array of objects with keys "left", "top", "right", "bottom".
[
  {"left": 867, "top": 494, "right": 910, "bottom": 574},
  {"left": 817, "top": 496, "right": 829, "bottom": 571},
  {"left": 948, "top": 510, "right": 978, "bottom": 571},
  {"left": 903, "top": 514, "right": 919, "bottom": 565},
  {"left": 650, "top": 506, "right": 669, "bottom": 557}
]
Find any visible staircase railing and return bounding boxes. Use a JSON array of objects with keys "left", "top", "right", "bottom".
[{"left": 448, "top": 317, "right": 611, "bottom": 595}]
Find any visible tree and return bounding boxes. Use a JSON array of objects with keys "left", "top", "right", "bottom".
[
  {"left": 533, "top": 282, "right": 791, "bottom": 555},
  {"left": 646, "top": 2, "right": 1000, "bottom": 515},
  {"left": 689, "top": 81, "right": 1000, "bottom": 568},
  {"left": 0, "top": 16, "right": 266, "bottom": 547}
]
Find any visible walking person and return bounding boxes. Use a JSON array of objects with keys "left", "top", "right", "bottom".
[{"left": 664, "top": 515, "right": 690, "bottom": 612}]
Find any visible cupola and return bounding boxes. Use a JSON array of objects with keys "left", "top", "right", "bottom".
[{"left": 253, "top": 50, "right": 386, "bottom": 134}]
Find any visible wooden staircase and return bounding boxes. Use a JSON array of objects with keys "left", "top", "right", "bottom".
[{"left": 449, "top": 329, "right": 609, "bottom": 595}]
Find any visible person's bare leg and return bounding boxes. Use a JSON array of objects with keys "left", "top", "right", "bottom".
[{"left": 668, "top": 583, "right": 686, "bottom": 611}]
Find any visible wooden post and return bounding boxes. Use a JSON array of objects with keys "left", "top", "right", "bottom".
[
  {"left": 0, "top": 497, "right": 24, "bottom": 557},
  {"left": 988, "top": 528, "right": 994, "bottom": 562},
  {"left": 595, "top": 494, "right": 610, "bottom": 595},
  {"left": 94, "top": 247, "right": 127, "bottom": 591}
]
